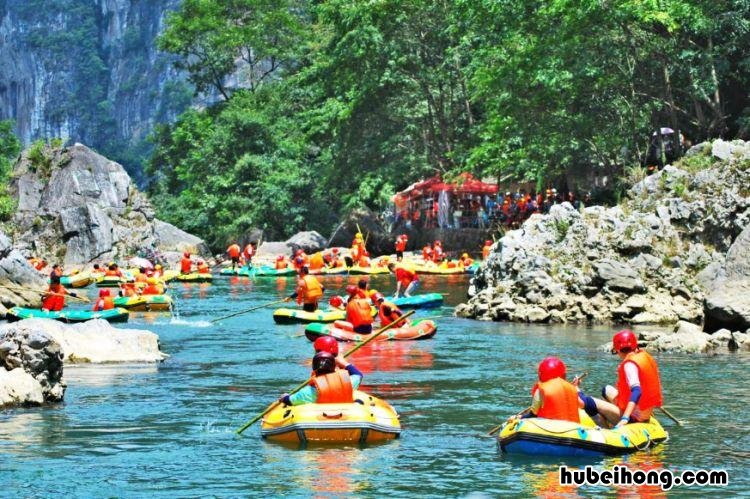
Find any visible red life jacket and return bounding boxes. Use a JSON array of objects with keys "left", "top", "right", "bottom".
[
  {"left": 535, "top": 378, "right": 580, "bottom": 422},
  {"left": 378, "top": 302, "right": 404, "bottom": 327},
  {"left": 616, "top": 350, "right": 663, "bottom": 414},
  {"left": 93, "top": 297, "right": 115, "bottom": 311},
  {"left": 180, "top": 257, "right": 192, "bottom": 274},
  {"left": 105, "top": 269, "right": 121, "bottom": 277},
  {"left": 395, "top": 237, "right": 406, "bottom": 252},
  {"left": 313, "top": 370, "right": 354, "bottom": 403},
  {"left": 346, "top": 298, "right": 373, "bottom": 327},
  {"left": 243, "top": 244, "right": 254, "bottom": 260},
  {"left": 482, "top": 244, "right": 491, "bottom": 259}
]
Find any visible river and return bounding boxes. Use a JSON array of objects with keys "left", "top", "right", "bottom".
[{"left": 1, "top": 274, "right": 748, "bottom": 496}]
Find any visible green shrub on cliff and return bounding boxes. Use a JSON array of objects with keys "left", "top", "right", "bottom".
[{"left": 0, "top": 120, "right": 21, "bottom": 221}]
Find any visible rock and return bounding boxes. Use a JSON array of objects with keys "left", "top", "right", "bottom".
[
  {"left": 685, "top": 142, "right": 710, "bottom": 158},
  {"left": 0, "top": 324, "right": 65, "bottom": 407},
  {"left": 674, "top": 320, "right": 702, "bottom": 336},
  {"left": 652, "top": 330, "right": 712, "bottom": 353},
  {"left": 256, "top": 241, "right": 292, "bottom": 257},
  {"left": 593, "top": 259, "right": 645, "bottom": 292},
  {"left": 154, "top": 219, "right": 209, "bottom": 256},
  {"left": 705, "top": 280, "right": 750, "bottom": 332},
  {"left": 285, "top": 231, "right": 328, "bottom": 254},
  {"left": 0, "top": 319, "right": 168, "bottom": 364},
  {"left": 328, "top": 208, "right": 391, "bottom": 255},
  {"left": 9, "top": 144, "right": 207, "bottom": 264},
  {"left": 0, "top": 231, "right": 48, "bottom": 315},
  {"left": 712, "top": 139, "right": 733, "bottom": 161},
  {"left": 724, "top": 224, "right": 750, "bottom": 281}
]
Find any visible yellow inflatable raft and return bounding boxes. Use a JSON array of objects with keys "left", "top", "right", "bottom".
[
  {"left": 175, "top": 273, "right": 213, "bottom": 283},
  {"left": 261, "top": 390, "right": 401, "bottom": 444},
  {"left": 498, "top": 411, "right": 668, "bottom": 457}
]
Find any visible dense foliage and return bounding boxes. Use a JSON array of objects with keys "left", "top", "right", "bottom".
[
  {"left": 0, "top": 120, "right": 21, "bottom": 221},
  {"left": 148, "top": 0, "right": 750, "bottom": 247}
]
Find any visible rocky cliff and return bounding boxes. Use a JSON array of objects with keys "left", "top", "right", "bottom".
[
  {"left": 7, "top": 142, "right": 207, "bottom": 264},
  {"left": 0, "top": 0, "right": 188, "bottom": 179},
  {"left": 457, "top": 139, "right": 750, "bottom": 334}
]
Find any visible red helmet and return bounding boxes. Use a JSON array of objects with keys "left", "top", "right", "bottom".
[
  {"left": 98, "top": 289, "right": 110, "bottom": 297},
  {"left": 401, "top": 234, "right": 408, "bottom": 239},
  {"left": 295, "top": 249, "right": 304, "bottom": 256},
  {"left": 485, "top": 240, "right": 492, "bottom": 245},
  {"left": 332, "top": 248, "right": 339, "bottom": 254},
  {"left": 538, "top": 357, "right": 566, "bottom": 382},
  {"left": 345, "top": 284, "right": 357, "bottom": 296},
  {"left": 183, "top": 252, "right": 190, "bottom": 258},
  {"left": 312, "top": 351, "right": 336, "bottom": 375},
  {"left": 313, "top": 336, "right": 339, "bottom": 355},
  {"left": 276, "top": 255, "right": 284, "bottom": 260},
  {"left": 434, "top": 240, "right": 442, "bottom": 246},
  {"left": 612, "top": 329, "right": 638, "bottom": 354},
  {"left": 372, "top": 292, "right": 385, "bottom": 303},
  {"left": 329, "top": 296, "right": 344, "bottom": 308}
]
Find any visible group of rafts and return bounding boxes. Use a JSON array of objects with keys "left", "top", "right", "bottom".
[
  {"left": 6, "top": 264, "right": 184, "bottom": 323},
  {"left": 221, "top": 253, "right": 668, "bottom": 458}
]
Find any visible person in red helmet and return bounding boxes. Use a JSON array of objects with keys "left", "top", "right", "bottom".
[
  {"left": 275, "top": 255, "right": 289, "bottom": 270},
  {"left": 92, "top": 289, "right": 114, "bottom": 311},
  {"left": 432, "top": 240, "right": 444, "bottom": 263},
  {"left": 528, "top": 357, "right": 596, "bottom": 423},
  {"left": 328, "top": 295, "right": 345, "bottom": 310},
  {"left": 395, "top": 234, "right": 408, "bottom": 261},
  {"left": 373, "top": 292, "right": 405, "bottom": 327},
  {"left": 591, "top": 330, "right": 663, "bottom": 428},
  {"left": 313, "top": 336, "right": 339, "bottom": 356},
  {"left": 278, "top": 351, "right": 363, "bottom": 406},
  {"left": 180, "top": 252, "right": 193, "bottom": 274}
]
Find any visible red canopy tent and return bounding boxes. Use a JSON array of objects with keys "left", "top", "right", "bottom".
[{"left": 393, "top": 173, "right": 498, "bottom": 202}]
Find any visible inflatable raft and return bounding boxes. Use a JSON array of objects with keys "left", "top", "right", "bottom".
[
  {"left": 414, "top": 264, "right": 469, "bottom": 275},
  {"left": 305, "top": 319, "right": 437, "bottom": 342},
  {"left": 392, "top": 293, "right": 443, "bottom": 309},
  {"left": 96, "top": 276, "right": 127, "bottom": 287},
  {"left": 175, "top": 273, "right": 213, "bottom": 283},
  {"left": 59, "top": 272, "right": 94, "bottom": 288},
  {"left": 348, "top": 266, "right": 391, "bottom": 275},
  {"left": 113, "top": 294, "right": 172, "bottom": 312},
  {"left": 261, "top": 390, "right": 401, "bottom": 444},
  {"left": 253, "top": 266, "right": 297, "bottom": 277},
  {"left": 6, "top": 307, "right": 129, "bottom": 323},
  {"left": 498, "top": 412, "right": 668, "bottom": 457},
  {"left": 273, "top": 307, "right": 346, "bottom": 325}
]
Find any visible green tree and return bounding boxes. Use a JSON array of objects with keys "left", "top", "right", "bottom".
[{"left": 0, "top": 120, "right": 21, "bottom": 221}]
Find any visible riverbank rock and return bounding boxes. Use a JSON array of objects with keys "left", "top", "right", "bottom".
[
  {"left": 7, "top": 143, "right": 207, "bottom": 264},
  {"left": 328, "top": 208, "right": 391, "bottom": 255},
  {"left": 0, "top": 324, "right": 65, "bottom": 407},
  {"left": 460, "top": 139, "right": 749, "bottom": 332},
  {"left": 286, "top": 231, "right": 327, "bottom": 254},
  {"left": 599, "top": 322, "right": 750, "bottom": 354},
  {"left": 0, "top": 319, "right": 168, "bottom": 364},
  {"left": 0, "top": 230, "right": 47, "bottom": 315}
]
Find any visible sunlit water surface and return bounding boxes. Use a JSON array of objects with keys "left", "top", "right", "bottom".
[{"left": 2, "top": 275, "right": 748, "bottom": 497}]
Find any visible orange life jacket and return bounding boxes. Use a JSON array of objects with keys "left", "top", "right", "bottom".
[
  {"left": 43, "top": 284, "right": 67, "bottom": 311},
  {"left": 197, "top": 263, "right": 210, "bottom": 274},
  {"left": 275, "top": 259, "right": 288, "bottom": 269},
  {"left": 142, "top": 284, "right": 163, "bottom": 295},
  {"left": 616, "top": 350, "right": 663, "bottom": 414},
  {"left": 243, "top": 244, "right": 254, "bottom": 260},
  {"left": 358, "top": 256, "right": 370, "bottom": 267},
  {"left": 135, "top": 273, "right": 147, "bottom": 283},
  {"left": 309, "top": 253, "right": 325, "bottom": 270},
  {"left": 312, "top": 370, "right": 354, "bottom": 403},
  {"left": 395, "top": 266, "right": 417, "bottom": 287},
  {"left": 346, "top": 298, "right": 373, "bottom": 327},
  {"left": 121, "top": 283, "right": 137, "bottom": 297},
  {"left": 535, "top": 378, "right": 580, "bottom": 422},
  {"left": 378, "top": 302, "right": 404, "bottom": 327},
  {"left": 93, "top": 297, "right": 115, "bottom": 311},
  {"left": 180, "top": 257, "right": 192, "bottom": 274},
  {"left": 227, "top": 244, "right": 241, "bottom": 258},
  {"left": 300, "top": 275, "right": 323, "bottom": 304},
  {"left": 395, "top": 237, "right": 406, "bottom": 252},
  {"left": 105, "top": 269, "right": 121, "bottom": 277},
  {"left": 461, "top": 257, "right": 474, "bottom": 267}
]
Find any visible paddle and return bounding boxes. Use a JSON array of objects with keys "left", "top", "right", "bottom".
[
  {"left": 0, "top": 282, "right": 90, "bottom": 303},
  {"left": 210, "top": 299, "right": 287, "bottom": 324},
  {"left": 657, "top": 406, "right": 684, "bottom": 426},
  {"left": 487, "top": 372, "right": 588, "bottom": 437},
  {"left": 236, "top": 309, "right": 417, "bottom": 435}
]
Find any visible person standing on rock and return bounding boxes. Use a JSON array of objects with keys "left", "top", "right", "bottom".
[
  {"left": 395, "top": 234, "right": 408, "bottom": 261},
  {"left": 590, "top": 330, "right": 664, "bottom": 428},
  {"left": 287, "top": 266, "right": 324, "bottom": 312},
  {"left": 482, "top": 240, "right": 493, "bottom": 260},
  {"left": 42, "top": 274, "right": 78, "bottom": 312},
  {"left": 388, "top": 262, "right": 419, "bottom": 298},
  {"left": 227, "top": 243, "right": 241, "bottom": 269}
]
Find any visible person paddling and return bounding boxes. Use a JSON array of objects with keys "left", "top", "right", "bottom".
[
  {"left": 373, "top": 292, "right": 405, "bottom": 328},
  {"left": 278, "top": 351, "right": 363, "bottom": 406},
  {"left": 589, "top": 330, "right": 663, "bottom": 428},
  {"left": 92, "top": 289, "right": 115, "bottom": 311},
  {"left": 527, "top": 357, "right": 598, "bottom": 423},
  {"left": 42, "top": 274, "right": 78, "bottom": 312},
  {"left": 286, "top": 266, "right": 324, "bottom": 312},
  {"left": 180, "top": 252, "right": 193, "bottom": 275}
]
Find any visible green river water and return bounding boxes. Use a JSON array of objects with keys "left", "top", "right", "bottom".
[{"left": 1, "top": 274, "right": 748, "bottom": 497}]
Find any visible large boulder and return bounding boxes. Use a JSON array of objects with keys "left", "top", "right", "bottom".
[
  {"left": 0, "top": 324, "right": 65, "bottom": 407},
  {"left": 328, "top": 208, "right": 391, "bottom": 255},
  {"left": 705, "top": 225, "right": 750, "bottom": 331},
  {"left": 285, "top": 231, "right": 328, "bottom": 254},
  {"left": 9, "top": 143, "right": 207, "bottom": 264},
  {"left": 0, "top": 319, "right": 169, "bottom": 364},
  {"left": 593, "top": 259, "right": 645, "bottom": 292}
]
